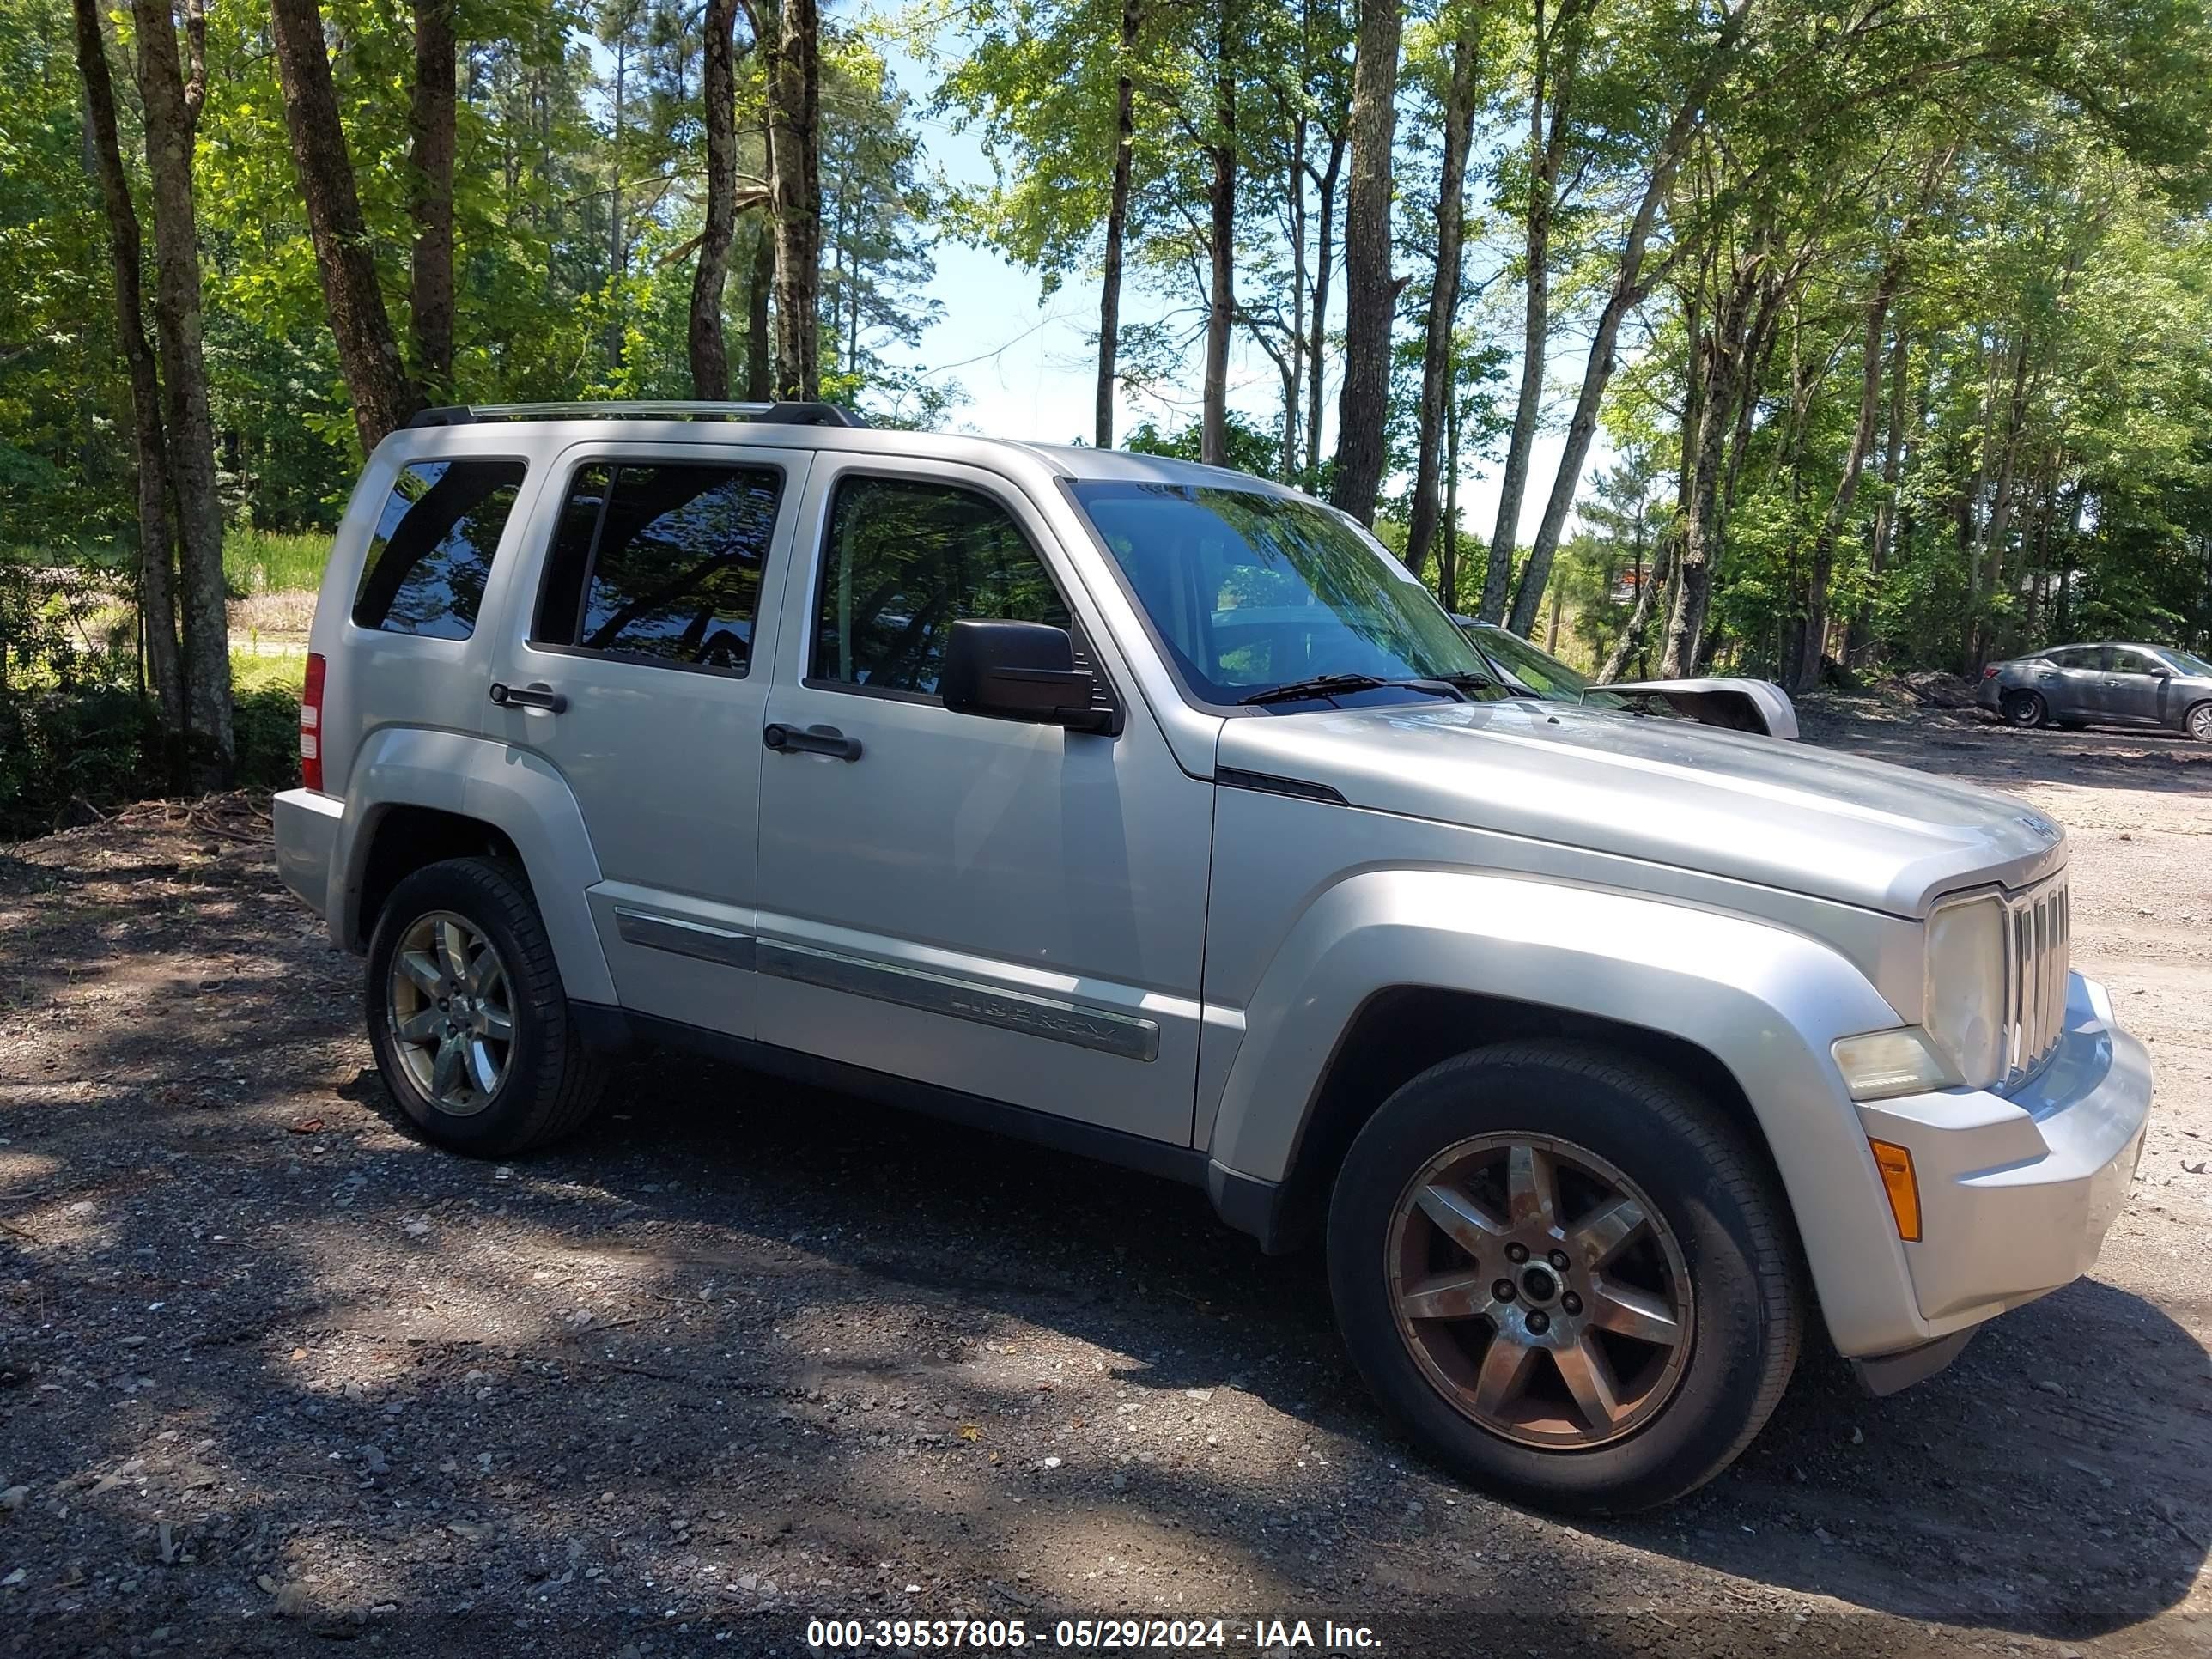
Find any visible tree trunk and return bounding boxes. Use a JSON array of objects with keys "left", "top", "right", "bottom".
[
  {"left": 1402, "top": 20, "right": 1478, "bottom": 580},
  {"left": 270, "top": 0, "right": 423, "bottom": 451},
  {"left": 1787, "top": 264, "right": 1901, "bottom": 691},
  {"left": 1096, "top": 0, "right": 1139, "bottom": 447},
  {"left": 1328, "top": 0, "right": 1401, "bottom": 524},
  {"left": 1599, "top": 529, "right": 1671, "bottom": 682},
  {"left": 1850, "top": 329, "right": 1908, "bottom": 665},
  {"left": 744, "top": 216, "right": 773, "bottom": 399},
  {"left": 1304, "top": 133, "right": 1342, "bottom": 487},
  {"left": 607, "top": 38, "right": 627, "bottom": 368},
  {"left": 768, "top": 0, "right": 821, "bottom": 400},
  {"left": 408, "top": 0, "right": 457, "bottom": 393},
  {"left": 72, "top": 0, "right": 182, "bottom": 745},
  {"left": 1659, "top": 269, "right": 1759, "bottom": 678},
  {"left": 129, "top": 0, "right": 232, "bottom": 784},
  {"left": 1480, "top": 4, "right": 1570, "bottom": 623},
  {"left": 1200, "top": 0, "right": 1237, "bottom": 467},
  {"left": 1506, "top": 2, "right": 1750, "bottom": 636},
  {"left": 1439, "top": 379, "right": 1460, "bottom": 607},
  {"left": 689, "top": 0, "right": 739, "bottom": 398}
]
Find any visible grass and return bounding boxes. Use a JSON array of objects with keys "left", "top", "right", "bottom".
[
  {"left": 223, "top": 528, "right": 332, "bottom": 597},
  {"left": 231, "top": 650, "right": 307, "bottom": 698}
]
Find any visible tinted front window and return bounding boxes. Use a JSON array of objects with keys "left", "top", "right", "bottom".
[
  {"left": 1468, "top": 623, "right": 1631, "bottom": 709},
  {"left": 812, "top": 477, "right": 1068, "bottom": 695},
  {"left": 535, "top": 462, "right": 781, "bottom": 673},
  {"left": 352, "top": 459, "right": 526, "bottom": 639},
  {"left": 2109, "top": 647, "right": 2164, "bottom": 675},
  {"left": 1071, "top": 480, "right": 1488, "bottom": 704}
]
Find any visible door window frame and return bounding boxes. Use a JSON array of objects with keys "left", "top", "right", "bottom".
[
  {"left": 521, "top": 449, "right": 796, "bottom": 684},
  {"left": 793, "top": 462, "right": 1121, "bottom": 725}
]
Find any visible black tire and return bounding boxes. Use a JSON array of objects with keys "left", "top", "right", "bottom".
[
  {"left": 2186, "top": 701, "right": 2212, "bottom": 744},
  {"left": 1326, "top": 1042, "right": 1801, "bottom": 1514},
  {"left": 365, "top": 857, "right": 606, "bottom": 1156},
  {"left": 2000, "top": 689, "right": 2046, "bottom": 728}
]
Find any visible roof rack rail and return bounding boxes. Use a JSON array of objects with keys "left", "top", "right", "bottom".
[{"left": 404, "top": 399, "right": 868, "bottom": 430}]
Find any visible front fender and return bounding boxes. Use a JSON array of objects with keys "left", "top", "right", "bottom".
[
  {"left": 1206, "top": 869, "right": 1931, "bottom": 1357},
  {"left": 332, "top": 727, "right": 617, "bottom": 1006}
]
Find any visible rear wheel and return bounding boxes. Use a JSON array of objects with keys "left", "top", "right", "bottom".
[
  {"left": 1327, "top": 1043, "right": 1800, "bottom": 1514},
  {"left": 2187, "top": 701, "right": 2212, "bottom": 744},
  {"left": 2001, "top": 690, "right": 2047, "bottom": 728},
  {"left": 366, "top": 857, "right": 605, "bottom": 1156}
]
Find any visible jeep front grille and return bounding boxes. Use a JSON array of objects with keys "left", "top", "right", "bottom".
[{"left": 2003, "top": 875, "right": 2069, "bottom": 1088}]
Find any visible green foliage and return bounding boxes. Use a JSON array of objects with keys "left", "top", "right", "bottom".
[
  {"left": 0, "top": 563, "right": 302, "bottom": 835},
  {"left": 224, "top": 530, "right": 334, "bottom": 599},
  {"left": 1125, "top": 412, "right": 1280, "bottom": 478}
]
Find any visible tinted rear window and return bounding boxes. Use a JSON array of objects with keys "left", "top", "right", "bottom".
[{"left": 351, "top": 459, "right": 526, "bottom": 639}]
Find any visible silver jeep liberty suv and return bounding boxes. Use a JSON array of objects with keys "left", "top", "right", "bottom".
[{"left": 274, "top": 401, "right": 2152, "bottom": 1513}]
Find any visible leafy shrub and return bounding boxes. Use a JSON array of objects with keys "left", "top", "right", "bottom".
[{"left": 1, "top": 568, "right": 303, "bottom": 837}]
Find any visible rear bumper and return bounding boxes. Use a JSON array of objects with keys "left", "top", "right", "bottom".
[
  {"left": 1853, "top": 972, "right": 2151, "bottom": 1348},
  {"left": 272, "top": 787, "right": 344, "bottom": 922},
  {"left": 1974, "top": 677, "right": 2003, "bottom": 712}
]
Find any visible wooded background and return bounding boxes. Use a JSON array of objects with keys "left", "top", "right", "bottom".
[{"left": 3, "top": 0, "right": 2210, "bottom": 800}]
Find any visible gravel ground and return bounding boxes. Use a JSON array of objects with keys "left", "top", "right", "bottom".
[{"left": 2, "top": 706, "right": 2208, "bottom": 1659}]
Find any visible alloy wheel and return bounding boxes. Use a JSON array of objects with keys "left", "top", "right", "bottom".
[
  {"left": 386, "top": 911, "right": 515, "bottom": 1116},
  {"left": 2190, "top": 702, "right": 2212, "bottom": 744},
  {"left": 1386, "top": 1134, "right": 1694, "bottom": 1449}
]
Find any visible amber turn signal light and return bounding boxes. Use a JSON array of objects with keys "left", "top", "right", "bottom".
[{"left": 1868, "top": 1139, "right": 1921, "bottom": 1242}]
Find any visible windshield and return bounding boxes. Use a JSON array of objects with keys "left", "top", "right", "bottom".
[
  {"left": 2162, "top": 648, "right": 2212, "bottom": 677},
  {"left": 1069, "top": 480, "right": 1494, "bottom": 705}
]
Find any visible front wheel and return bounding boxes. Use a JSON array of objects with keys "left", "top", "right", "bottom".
[
  {"left": 1327, "top": 1043, "right": 1801, "bottom": 1514},
  {"left": 2187, "top": 701, "right": 2212, "bottom": 744},
  {"left": 366, "top": 857, "right": 606, "bottom": 1156},
  {"left": 2001, "top": 690, "right": 2047, "bottom": 728}
]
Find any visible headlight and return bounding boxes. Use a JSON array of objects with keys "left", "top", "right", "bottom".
[
  {"left": 1923, "top": 892, "right": 2008, "bottom": 1089},
  {"left": 1832, "top": 1028, "right": 1954, "bottom": 1100}
]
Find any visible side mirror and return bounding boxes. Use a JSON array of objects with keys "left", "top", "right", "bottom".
[{"left": 942, "top": 619, "right": 1109, "bottom": 731}]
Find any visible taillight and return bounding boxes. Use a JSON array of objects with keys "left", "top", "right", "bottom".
[
  {"left": 301, "top": 652, "right": 327, "bottom": 792},
  {"left": 1981, "top": 665, "right": 2000, "bottom": 679}
]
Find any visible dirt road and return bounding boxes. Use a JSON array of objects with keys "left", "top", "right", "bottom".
[{"left": 3, "top": 702, "right": 2208, "bottom": 1658}]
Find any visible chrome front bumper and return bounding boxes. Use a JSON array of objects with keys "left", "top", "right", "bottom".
[{"left": 1854, "top": 972, "right": 2152, "bottom": 1346}]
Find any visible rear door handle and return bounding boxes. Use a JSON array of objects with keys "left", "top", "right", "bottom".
[
  {"left": 489, "top": 681, "right": 566, "bottom": 714},
  {"left": 763, "top": 722, "right": 862, "bottom": 762}
]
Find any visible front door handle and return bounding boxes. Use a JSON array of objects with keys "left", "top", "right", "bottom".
[
  {"left": 763, "top": 722, "right": 862, "bottom": 762},
  {"left": 489, "top": 681, "right": 566, "bottom": 714}
]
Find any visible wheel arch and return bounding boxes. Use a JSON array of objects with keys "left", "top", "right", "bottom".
[
  {"left": 1200, "top": 869, "right": 1935, "bottom": 1358},
  {"left": 332, "top": 726, "right": 616, "bottom": 1005},
  {"left": 1258, "top": 988, "right": 1774, "bottom": 1259}
]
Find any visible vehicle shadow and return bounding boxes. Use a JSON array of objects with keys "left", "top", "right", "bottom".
[{"left": 465, "top": 1048, "right": 2212, "bottom": 1641}]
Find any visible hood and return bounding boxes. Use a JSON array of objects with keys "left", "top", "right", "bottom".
[{"left": 1216, "top": 698, "right": 2066, "bottom": 918}]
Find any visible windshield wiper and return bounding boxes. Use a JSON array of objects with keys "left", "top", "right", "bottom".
[{"left": 1237, "top": 673, "right": 1392, "bottom": 706}]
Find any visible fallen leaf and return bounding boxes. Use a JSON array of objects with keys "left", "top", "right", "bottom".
[
  {"left": 287, "top": 1118, "right": 324, "bottom": 1135},
  {"left": 956, "top": 1424, "right": 981, "bottom": 1443}
]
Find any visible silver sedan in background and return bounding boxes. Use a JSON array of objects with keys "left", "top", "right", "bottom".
[{"left": 1978, "top": 641, "right": 2212, "bottom": 741}]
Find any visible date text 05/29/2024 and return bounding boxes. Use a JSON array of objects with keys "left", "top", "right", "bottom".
[{"left": 803, "top": 1618, "right": 1384, "bottom": 1650}]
